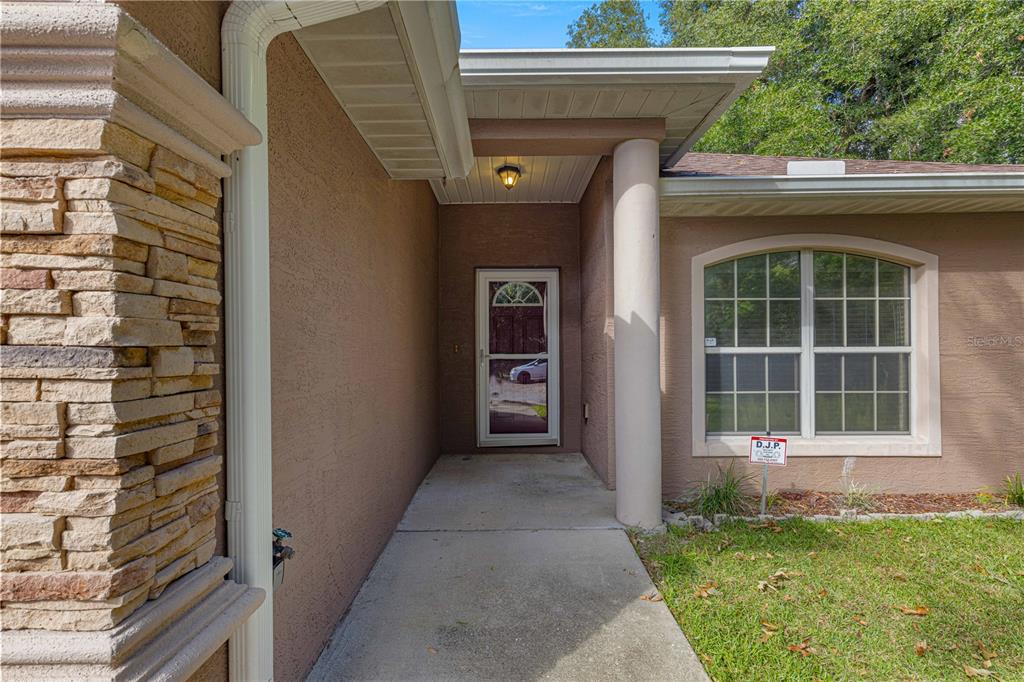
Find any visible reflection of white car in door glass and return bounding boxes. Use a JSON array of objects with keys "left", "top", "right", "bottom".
[{"left": 510, "top": 359, "right": 547, "bottom": 384}]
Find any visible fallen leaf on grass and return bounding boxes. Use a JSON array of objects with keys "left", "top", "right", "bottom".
[
  {"left": 963, "top": 664, "right": 994, "bottom": 677},
  {"left": 757, "top": 580, "right": 778, "bottom": 593},
  {"left": 915, "top": 641, "right": 929, "bottom": 656},
  {"left": 759, "top": 622, "right": 779, "bottom": 643},
  {"left": 694, "top": 581, "right": 720, "bottom": 598},
  {"left": 782, "top": 594, "right": 795, "bottom": 602},
  {"left": 977, "top": 640, "right": 998, "bottom": 660},
  {"left": 640, "top": 589, "right": 664, "bottom": 602},
  {"left": 787, "top": 640, "right": 817, "bottom": 657},
  {"left": 852, "top": 616, "right": 868, "bottom": 626},
  {"left": 818, "top": 588, "right": 829, "bottom": 598},
  {"left": 752, "top": 522, "right": 783, "bottom": 533},
  {"left": 897, "top": 605, "right": 930, "bottom": 616}
]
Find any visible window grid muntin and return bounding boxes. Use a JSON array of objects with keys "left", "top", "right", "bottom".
[
  {"left": 814, "top": 353, "right": 911, "bottom": 434},
  {"left": 812, "top": 252, "right": 910, "bottom": 348},
  {"left": 704, "top": 250, "right": 801, "bottom": 435},
  {"left": 704, "top": 248, "right": 913, "bottom": 438}
]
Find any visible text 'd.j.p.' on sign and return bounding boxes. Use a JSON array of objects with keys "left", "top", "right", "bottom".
[{"left": 749, "top": 436, "right": 788, "bottom": 466}]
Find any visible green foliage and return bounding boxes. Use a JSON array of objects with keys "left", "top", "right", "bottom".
[
  {"left": 694, "top": 463, "right": 755, "bottom": 517},
  {"left": 566, "top": 0, "right": 653, "bottom": 48},
  {"left": 1005, "top": 473, "right": 1024, "bottom": 506},
  {"left": 566, "top": 0, "right": 1024, "bottom": 163},
  {"left": 842, "top": 481, "right": 876, "bottom": 511}
]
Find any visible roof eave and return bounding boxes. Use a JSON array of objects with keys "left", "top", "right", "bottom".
[
  {"left": 458, "top": 47, "right": 774, "bottom": 169},
  {"left": 659, "top": 173, "right": 1024, "bottom": 216}
]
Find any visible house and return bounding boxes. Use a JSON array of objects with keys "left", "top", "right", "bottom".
[{"left": 1, "top": 1, "right": 1021, "bottom": 680}]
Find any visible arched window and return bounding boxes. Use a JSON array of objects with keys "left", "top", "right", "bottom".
[
  {"left": 691, "top": 235, "right": 940, "bottom": 457},
  {"left": 492, "top": 281, "right": 543, "bottom": 306}
]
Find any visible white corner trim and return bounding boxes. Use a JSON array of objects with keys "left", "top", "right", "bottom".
[
  {"left": 220, "top": 2, "right": 386, "bottom": 681},
  {"left": 689, "top": 234, "right": 941, "bottom": 459},
  {"left": 0, "top": 2, "right": 260, "bottom": 177}
]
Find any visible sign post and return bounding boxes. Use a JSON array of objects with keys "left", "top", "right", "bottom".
[{"left": 749, "top": 435, "right": 788, "bottom": 515}]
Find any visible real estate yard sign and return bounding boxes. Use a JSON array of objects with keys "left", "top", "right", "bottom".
[
  {"left": 750, "top": 436, "right": 787, "bottom": 514},
  {"left": 749, "top": 436, "right": 788, "bottom": 466}
]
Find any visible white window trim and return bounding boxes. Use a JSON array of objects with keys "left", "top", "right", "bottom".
[{"left": 690, "top": 234, "right": 941, "bottom": 458}]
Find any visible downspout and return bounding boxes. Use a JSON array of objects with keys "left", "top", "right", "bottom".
[{"left": 221, "top": 3, "right": 385, "bottom": 680}]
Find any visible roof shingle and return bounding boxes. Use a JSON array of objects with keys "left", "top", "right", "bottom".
[{"left": 667, "top": 152, "right": 1024, "bottom": 177}]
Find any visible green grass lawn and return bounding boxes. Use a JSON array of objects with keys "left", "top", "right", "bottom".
[{"left": 633, "top": 518, "right": 1024, "bottom": 681}]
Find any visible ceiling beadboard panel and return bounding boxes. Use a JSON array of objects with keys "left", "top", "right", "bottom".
[
  {"left": 464, "top": 84, "right": 733, "bottom": 166},
  {"left": 293, "top": 7, "right": 444, "bottom": 178},
  {"left": 430, "top": 156, "right": 600, "bottom": 204}
]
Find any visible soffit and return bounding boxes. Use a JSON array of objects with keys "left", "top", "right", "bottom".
[
  {"left": 292, "top": 4, "right": 472, "bottom": 179},
  {"left": 459, "top": 48, "right": 773, "bottom": 168},
  {"left": 430, "top": 155, "right": 600, "bottom": 204}
]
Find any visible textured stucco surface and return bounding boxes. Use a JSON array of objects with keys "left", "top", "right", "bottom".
[
  {"left": 439, "top": 204, "right": 582, "bottom": 454},
  {"left": 267, "top": 34, "right": 440, "bottom": 680},
  {"left": 579, "top": 158, "right": 616, "bottom": 487},
  {"left": 661, "top": 212, "right": 1024, "bottom": 496}
]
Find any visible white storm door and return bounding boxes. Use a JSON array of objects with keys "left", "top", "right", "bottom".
[{"left": 476, "top": 269, "right": 560, "bottom": 447}]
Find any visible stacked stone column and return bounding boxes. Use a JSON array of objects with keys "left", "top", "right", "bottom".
[{"left": 1, "top": 119, "right": 225, "bottom": 631}]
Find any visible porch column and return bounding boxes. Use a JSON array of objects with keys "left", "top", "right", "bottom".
[{"left": 612, "top": 138, "right": 662, "bottom": 529}]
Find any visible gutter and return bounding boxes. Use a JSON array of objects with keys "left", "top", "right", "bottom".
[{"left": 221, "top": 3, "right": 385, "bottom": 682}]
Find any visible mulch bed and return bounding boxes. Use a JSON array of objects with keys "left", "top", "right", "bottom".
[
  {"left": 770, "top": 490, "right": 1019, "bottom": 515},
  {"left": 667, "top": 490, "right": 1021, "bottom": 516}
]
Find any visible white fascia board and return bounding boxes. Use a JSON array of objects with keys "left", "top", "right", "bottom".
[
  {"left": 660, "top": 172, "right": 1024, "bottom": 199},
  {"left": 389, "top": 1, "right": 474, "bottom": 178},
  {"left": 459, "top": 47, "right": 775, "bottom": 86}
]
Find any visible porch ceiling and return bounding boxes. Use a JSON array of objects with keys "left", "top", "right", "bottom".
[{"left": 430, "top": 155, "right": 600, "bottom": 204}]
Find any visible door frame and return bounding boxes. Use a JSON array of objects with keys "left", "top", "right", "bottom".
[{"left": 476, "top": 268, "right": 561, "bottom": 447}]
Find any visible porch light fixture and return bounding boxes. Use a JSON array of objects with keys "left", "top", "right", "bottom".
[{"left": 496, "top": 163, "right": 521, "bottom": 190}]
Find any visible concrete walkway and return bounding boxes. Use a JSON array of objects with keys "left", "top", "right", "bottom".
[{"left": 308, "top": 454, "right": 709, "bottom": 682}]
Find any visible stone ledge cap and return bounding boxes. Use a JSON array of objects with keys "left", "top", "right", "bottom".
[
  {"left": 1, "top": 2, "right": 261, "bottom": 176},
  {"left": 1, "top": 556, "right": 265, "bottom": 671}
]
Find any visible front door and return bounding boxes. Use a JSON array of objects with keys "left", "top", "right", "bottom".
[{"left": 476, "top": 269, "right": 560, "bottom": 447}]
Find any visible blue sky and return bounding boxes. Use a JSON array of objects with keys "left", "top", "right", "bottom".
[{"left": 457, "top": 1, "right": 664, "bottom": 49}]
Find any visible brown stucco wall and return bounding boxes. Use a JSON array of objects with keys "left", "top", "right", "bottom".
[
  {"left": 439, "top": 204, "right": 582, "bottom": 454},
  {"left": 109, "top": 5, "right": 230, "bottom": 680},
  {"left": 579, "top": 158, "right": 616, "bottom": 486},
  {"left": 661, "top": 212, "right": 1024, "bottom": 496},
  {"left": 267, "top": 34, "right": 440, "bottom": 679}
]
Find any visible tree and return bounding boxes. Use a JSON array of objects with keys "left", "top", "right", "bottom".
[
  {"left": 566, "top": 0, "right": 653, "bottom": 49},
  {"left": 566, "top": 0, "right": 1024, "bottom": 163}
]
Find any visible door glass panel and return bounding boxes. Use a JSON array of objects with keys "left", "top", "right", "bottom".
[
  {"left": 489, "top": 281, "right": 547, "bottom": 354},
  {"left": 487, "top": 359, "right": 548, "bottom": 435}
]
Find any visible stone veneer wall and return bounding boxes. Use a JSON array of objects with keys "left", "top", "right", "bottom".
[{"left": 1, "top": 119, "right": 225, "bottom": 631}]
